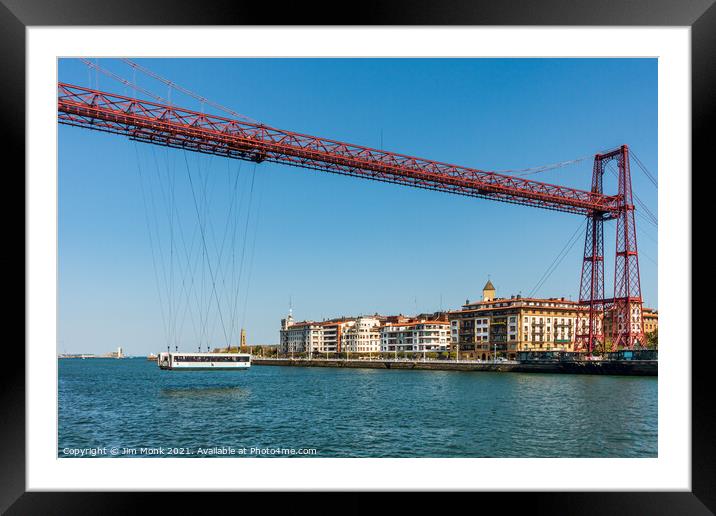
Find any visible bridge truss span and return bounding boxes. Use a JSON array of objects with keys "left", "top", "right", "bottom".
[
  {"left": 58, "top": 83, "right": 620, "bottom": 216},
  {"left": 57, "top": 82, "right": 645, "bottom": 353}
]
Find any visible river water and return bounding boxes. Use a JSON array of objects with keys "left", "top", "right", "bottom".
[{"left": 58, "top": 358, "right": 657, "bottom": 458}]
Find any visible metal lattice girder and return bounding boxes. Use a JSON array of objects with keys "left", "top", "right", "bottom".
[{"left": 57, "top": 83, "right": 622, "bottom": 216}]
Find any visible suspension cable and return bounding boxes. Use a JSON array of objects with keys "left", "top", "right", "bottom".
[
  {"left": 183, "top": 150, "right": 231, "bottom": 349},
  {"left": 630, "top": 149, "right": 658, "bottom": 188},
  {"left": 495, "top": 145, "right": 627, "bottom": 177},
  {"left": 78, "top": 58, "right": 168, "bottom": 104},
  {"left": 492, "top": 155, "right": 591, "bottom": 176},
  {"left": 133, "top": 142, "right": 170, "bottom": 351},
  {"left": 605, "top": 164, "right": 658, "bottom": 226},
  {"left": 202, "top": 157, "right": 244, "bottom": 347},
  {"left": 240, "top": 167, "right": 264, "bottom": 334},
  {"left": 229, "top": 163, "right": 257, "bottom": 345},
  {"left": 528, "top": 218, "right": 587, "bottom": 298},
  {"left": 121, "top": 58, "right": 260, "bottom": 124}
]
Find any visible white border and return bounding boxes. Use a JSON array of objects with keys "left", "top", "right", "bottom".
[{"left": 27, "top": 27, "right": 690, "bottom": 491}]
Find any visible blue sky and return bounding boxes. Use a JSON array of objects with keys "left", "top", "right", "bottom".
[{"left": 58, "top": 58, "right": 658, "bottom": 355}]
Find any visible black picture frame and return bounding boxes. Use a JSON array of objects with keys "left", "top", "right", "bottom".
[{"left": 5, "top": 0, "right": 708, "bottom": 513}]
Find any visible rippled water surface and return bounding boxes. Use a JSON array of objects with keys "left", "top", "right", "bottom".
[{"left": 58, "top": 358, "right": 657, "bottom": 457}]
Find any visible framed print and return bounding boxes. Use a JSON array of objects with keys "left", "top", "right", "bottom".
[{"left": 7, "top": 0, "right": 711, "bottom": 513}]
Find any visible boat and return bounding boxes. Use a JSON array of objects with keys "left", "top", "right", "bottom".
[
  {"left": 157, "top": 352, "right": 251, "bottom": 371},
  {"left": 147, "top": 353, "right": 158, "bottom": 361}
]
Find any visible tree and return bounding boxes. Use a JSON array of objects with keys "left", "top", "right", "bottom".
[{"left": 646, "top": 329, "right": 658, "bottom": 350}]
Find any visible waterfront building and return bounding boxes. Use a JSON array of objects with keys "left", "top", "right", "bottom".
[
  {"left": 280, "top": 312, "right": 317, "bottom": 354},
  {"left": 318, "top": 320, "right": 346, "bottom": 353},
  {"left": 642, "top": 308, "right": 658, "bottom": 335},
  {"left": 380, "top": 320, "right": 451, "bottom": 353},
  {"left": 448, "top": 280, "right": 580, "bottom": 360},
  {"left": 449, "top": 280, "right": 658, "bottom": 359},
  {"left": 342, "top": 317, "right": 381, "bottom": 353},
  {"left": 603, "top": 306, "right": 658, "bottom": 346},
  {"left": 279, "top": 312, "right": 356, "bottom": 354},
  {"left": 279, "top": 319, "right": 322, "bottom": 354},
  {"left": 316, "top": 319, "right": 357, "bottom": 353},
  {"left": 279, "top": 312, "right": 451, "bottom": 355},
  {"left": 277, "top": 283, "right": 657, "bottom": 358}
]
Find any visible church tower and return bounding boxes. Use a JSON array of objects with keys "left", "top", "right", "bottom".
[{"left": 482, "top": 279, "right": 496, "bottom": 302}]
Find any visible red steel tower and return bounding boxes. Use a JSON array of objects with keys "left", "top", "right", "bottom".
[{"left": 576, "top": 145, "right": 644, "bottom": 354}]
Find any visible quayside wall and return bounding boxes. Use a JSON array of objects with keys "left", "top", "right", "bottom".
[{"left": 252, "top": 358, "right": 657, "bottom": 376}]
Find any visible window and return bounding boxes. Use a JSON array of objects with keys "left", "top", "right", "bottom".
[{"left": 174, "top": 355, "right": 249, "bottom": 363}]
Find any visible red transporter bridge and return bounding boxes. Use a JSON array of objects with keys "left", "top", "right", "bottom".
[{"left": 57, "top": 82, "right": 645, "bottom": 354}]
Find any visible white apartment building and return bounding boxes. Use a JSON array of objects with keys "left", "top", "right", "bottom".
[
  {"left": 279, "top": 315, "right": 322, "bottom": 354},
  {"left": 380, "top": 320, "right": 450, "bottom": 353},
  {"left": 342, "top": 317, "right": 381, "bottom": 353},
  {"left": 279, "top": 313, "right": 356, "bottom": 354},
  {"left": 280, "top": 313, "right": 452, "bottom": 355},
  {"left": 319, "top": 320, "right": 352, "bottom": 353}
]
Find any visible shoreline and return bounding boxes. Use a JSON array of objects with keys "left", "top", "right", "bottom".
[{"left": 252, "top": 358, "right": 657, "bottom": 376}]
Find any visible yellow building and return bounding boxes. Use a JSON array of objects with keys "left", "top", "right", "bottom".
[
  {"left": 448, "top": 280, "right": 579, "bottom": 360},
  {"left": 642, "top": 308, "right": 659, "bottom": 335},
  {"left": 602, "top": 306, "right": 658, "bottom": 348}
]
